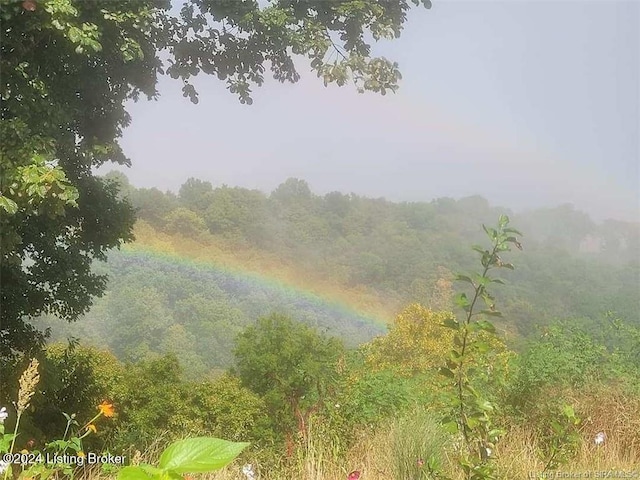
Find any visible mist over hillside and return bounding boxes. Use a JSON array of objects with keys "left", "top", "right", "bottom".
[{"left": 34, "top": 173, "right": 639, "bottom": 377}]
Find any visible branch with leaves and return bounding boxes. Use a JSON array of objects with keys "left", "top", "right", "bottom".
[{"left": 439, "top": 215, "right": 522, "bottom": 480}]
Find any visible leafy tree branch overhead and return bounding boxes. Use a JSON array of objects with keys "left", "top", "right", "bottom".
[{"left": 0, "top": 0, "right": 429, "bottom": 362}]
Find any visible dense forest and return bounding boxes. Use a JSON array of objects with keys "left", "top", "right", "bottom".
[{"left": 34, "top": 172, "right": 639, "bottom": 377}]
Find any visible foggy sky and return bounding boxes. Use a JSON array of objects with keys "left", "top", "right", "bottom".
[{"left": 107, "top": 0, "right": 640, "bottom": 222}]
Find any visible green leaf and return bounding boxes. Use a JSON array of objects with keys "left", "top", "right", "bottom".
[
  {"left": 503, "top": 227, "right": 523, "bottom": 236},
  {"left": 67, "top": 437, "right": 82, "bottom": 452},
  {"left": 479, "top": 310, "right": 502, "bottom": 318},
  {"left": 446, "top": 358, "right": 459, "bottom": 370},
  {"left": 455, "top": 274, "right": 474, "bottom": 286},
  {"left": 454, "top": 293, "right": 470, "bottom": 309},
  {"left": 471, "top": 245, "right": 487, "bottom": 255},
  {"left": 449, "top": 349, "right": 462, "bottom": 361},
  {"left": 158, "top": 437, "right": 249, "bottom": 474},
  {"left": 482, "top": 225, "right": 497, "bottom": 240},
  {"left": 442, "top": 317, "right": 460, "bottom": 330},
  {"left": 562, "top": 404, "right": 576, "bottom": 419},
  {"left": 442, "top": 419, "right": 459, "bottom": 434},
  {"left": 68, "top": 26, "right": 81, "bottom": 43},
  {"left": 0, "top": 195, "right": 18, "bottom": 214},
  {"left": 87, "top": 39, "right": 103, "bottom": 52},
  {"left": 550, "top": 420, "right": 563, "bottom": 435},
  {"left": 0, "top": 433, "right": 16, "bottom": 451},
  {"left": 475, "top": 320, "right": 497, "bottom": 332},
  {"left": 463, "top": 383, "right": 480, "bottom": 397},
  {"left": 438, "top": 366, "right": 455, "bottom": 378}
]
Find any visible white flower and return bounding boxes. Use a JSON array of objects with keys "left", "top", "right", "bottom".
[
  {"left": 0, "top": 406, "right": 8, "bottom": 423},
  {"left": 242, "top": 463, "right": 256, "bottom": 480},
  {"left": 334, "top": 403, "right": 340, "bottom": 409},
  {"left": 485, "top": 447, "right": 493, "bottom": 457},
  {"left": 594, "top": 431, "right": 607, "bottom": 446},
  {"left": 0, "top": 460, "right": 9, "bottom": 474}
]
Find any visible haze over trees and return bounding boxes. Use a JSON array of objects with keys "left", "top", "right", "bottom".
[
  {"left": 31, "top": 174, "right": 639, "bottom": 378},
  {"left": 13, "top": 194, "right": 640, "bottom": 476}
]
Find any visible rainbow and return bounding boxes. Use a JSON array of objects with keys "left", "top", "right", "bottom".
[{"left": 115, "top": 239, "right": 389, "bottom": 344}]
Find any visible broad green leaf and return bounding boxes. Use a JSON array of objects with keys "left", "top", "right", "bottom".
[
  {"left": 158, "top": 437, "right": 249, "bottom": 474},
  {"left": 0, "top": 433, "right": 16, "bottom": 451},
  {"left": 0, "top": 196, "right": 18, "bottom": 214}
]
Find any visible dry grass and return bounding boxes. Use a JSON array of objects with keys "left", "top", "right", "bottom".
[
  {"left": 495, "top": 381, "right": 640, "bottom": 478},
  {"left": 571, "top": 382, "right": 640, "bottom": 458},
  {"left": 494, "top": 425, "right": 639, "bottom": 478},
  {"left": 75, "top": 382, "right": 640, "bottom": 480}
]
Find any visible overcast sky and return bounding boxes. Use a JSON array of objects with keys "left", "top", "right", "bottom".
[{"left": 109, "top": 0, "right": 640, "bottom": 222}]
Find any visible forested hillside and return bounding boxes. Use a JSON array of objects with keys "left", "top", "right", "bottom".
[{"left": 34, "top": 172, "right": 640, "bottom": 376}]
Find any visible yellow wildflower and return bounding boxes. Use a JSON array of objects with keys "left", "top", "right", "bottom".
[
  {"left": 87, "top": 424, "right": 97, "bottom": 434},
  {"left": 97, "top": 401, "right": 115, "bottom": 418}
]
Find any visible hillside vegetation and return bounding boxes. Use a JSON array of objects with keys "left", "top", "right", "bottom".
[
  {"left": 11, "top": 174, "right": 640, "bottom": 479},
  {"left": 35, "top": 173, "right": 639, "bottom": 375}
]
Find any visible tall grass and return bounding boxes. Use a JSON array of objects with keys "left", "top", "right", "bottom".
[
  {"left": 388, "top": 408, "right": 447, "bottom": 479},
  {"left": 31, "top": 382, "right": 640, "bottom": 480}
]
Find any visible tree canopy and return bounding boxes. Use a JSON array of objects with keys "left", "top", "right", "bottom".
[
  {"left": 0, "top": 0, "right": 430, "bottom": 362},
  {"left": 234, "top": 313, "right": 345, "bottom": 436}
]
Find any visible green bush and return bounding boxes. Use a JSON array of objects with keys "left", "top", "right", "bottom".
[
  {"left": 111, "top": 354, "right": 275, "bottom": 453},
  {"left": 21, "top": 342, "right": 123, "bottom": 450},
  {"left": 506, "top": 321, "right": 608, "bottom": 412}
]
